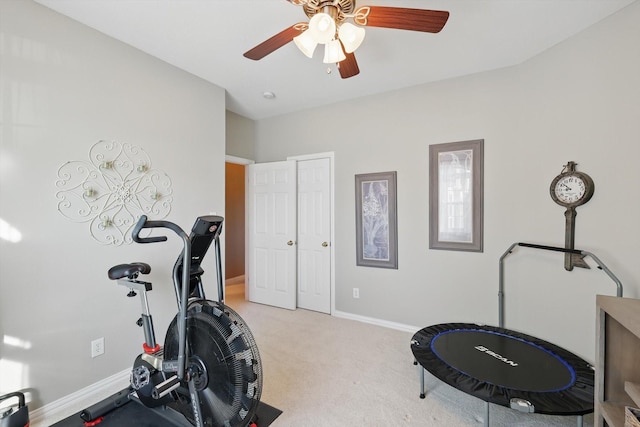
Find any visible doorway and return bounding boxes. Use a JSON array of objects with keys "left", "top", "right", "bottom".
[
  {"left": 224, "top": 156, "right": 254, "bottom": 300},
  {"left": 226, "top": 153, "right": 335, "bottom": 314}
]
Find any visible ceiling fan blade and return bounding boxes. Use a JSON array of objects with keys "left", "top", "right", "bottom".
[
  {"left": 355, "top": 6, "right": 449, "bottom": 33},
  {"left": 243, "top": 23, "right": 307, "bottom": 60},
  {"left": 338, "top": 49, "right": 359, "bottom": 79}
]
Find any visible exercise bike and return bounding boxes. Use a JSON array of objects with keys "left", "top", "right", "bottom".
[{"left": 82, "top": 215, "right": 262, "bottom": 427}]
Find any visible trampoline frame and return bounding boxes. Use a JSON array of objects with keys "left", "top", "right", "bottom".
[{"left": 414, "top": 242, "right": 623, "bottom": 427}]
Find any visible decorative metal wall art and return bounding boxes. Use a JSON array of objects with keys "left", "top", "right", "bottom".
[{"left": 55, "top": 140, "right": 173, "bottom": 245}]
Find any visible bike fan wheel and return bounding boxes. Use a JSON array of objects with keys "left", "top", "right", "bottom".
[{"left": 164, "top": 300, "right": 262, "bottom": 427}]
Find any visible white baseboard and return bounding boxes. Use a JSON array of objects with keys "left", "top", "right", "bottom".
[
  {"left": 29, "top": 369, "right": 130, "bottom": 427},
  {"left": 333, "top": 310, "right": 421, "bottom": 334}
]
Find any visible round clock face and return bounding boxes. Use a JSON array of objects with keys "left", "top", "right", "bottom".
[
  {"left": 554, "top": 175, "right": 586, "bottom": 204},
  {"left": 550, "top": 171, "right": 594, "bottom": 207}
]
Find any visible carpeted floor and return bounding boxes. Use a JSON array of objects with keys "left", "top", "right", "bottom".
[
  {"left": 224, "top": 284, "right": 594, "bottom": 427},
  {"left": 49, "top": 284, "right": 594, "bottom": 427}
]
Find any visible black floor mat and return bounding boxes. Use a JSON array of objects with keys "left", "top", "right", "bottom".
[{"left": 52, "top": 400, "right": 282, "bottom": 427}]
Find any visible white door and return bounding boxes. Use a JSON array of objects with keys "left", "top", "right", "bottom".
[
  {"left": 246, "top": 161, "right": 297, "bottom": 310},
  {"left": 297, "top": 158, "right": 331, "bottom": 313}
]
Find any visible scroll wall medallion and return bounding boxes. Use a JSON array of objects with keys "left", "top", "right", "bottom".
[{"left": 55, "top": 140, "right": 173, "bottom": 245}]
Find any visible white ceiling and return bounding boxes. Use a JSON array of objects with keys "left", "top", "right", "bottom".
[{"left": 34, "top": 0, "right": 636, "bottom": 120}]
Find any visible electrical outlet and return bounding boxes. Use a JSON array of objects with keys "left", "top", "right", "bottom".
[
  {"left": 91, "top": 337, "right": 105, "bottom": 358},
  {"left": 353, "top": 288, "right": 360, "bottom": 299}
]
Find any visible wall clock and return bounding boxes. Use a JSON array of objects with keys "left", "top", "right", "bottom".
[{"left": 549, "top": 161, "right": 594, "bottom": 271}]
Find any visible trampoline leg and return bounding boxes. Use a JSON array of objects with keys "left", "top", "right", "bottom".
[
  {"left": 484, "top": 402, "right": 490, "bottom": 427},
  {"left": 577, "top": 415, "right": 583, "bottom": 427},
  {"left": 419, "top": 366, "right": 426, "bottom": 399}
]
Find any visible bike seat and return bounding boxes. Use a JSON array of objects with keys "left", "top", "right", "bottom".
[{"left": 108, "top": 263, "right": 151, "bottom": 280}]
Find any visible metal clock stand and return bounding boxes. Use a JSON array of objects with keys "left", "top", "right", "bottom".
[{"left": 549, "top": 161, "right": 595, "bottom": 271}]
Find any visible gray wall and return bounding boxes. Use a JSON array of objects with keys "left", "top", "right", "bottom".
[
  {"left": 0, "top": 0, "right": 226, "bottom": 408},
  {"left": 226, "top": 111, "right": 255, "bottom": 160},
  {"left": 253, "top": 2, "right": 640, "bottom": 362}
]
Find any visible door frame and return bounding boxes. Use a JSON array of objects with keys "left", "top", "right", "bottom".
[
  {"left": 287, "top": 152, "right": 335, "bottom": 315},
  {"left": 227, "top": 153, "right": 335, "bottom": 315},
  {"left": 225, "top": 155, "right": 254, "bottom": 301}
]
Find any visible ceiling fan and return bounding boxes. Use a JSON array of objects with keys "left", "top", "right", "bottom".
[{"left": 243, "top": 0, "right": 450, "bottom": 79}]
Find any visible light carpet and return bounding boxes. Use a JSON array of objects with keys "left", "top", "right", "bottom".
[{"left": 225, "top": 285, "right": 593, "bottom": 427}]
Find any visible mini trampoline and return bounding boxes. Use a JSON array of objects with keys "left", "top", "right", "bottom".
[{"left": 411, "top": 243, "right": 623, "bottom": 426}]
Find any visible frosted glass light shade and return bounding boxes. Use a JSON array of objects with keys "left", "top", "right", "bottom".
[
  {"left": 323, "top": 39, "right": 346, "bottom": 64},
  {"left": 309, "top": 13, "right": 336, "bottom": 44},
  {"left": 338, "top": 23, "right": 365, "bottom": 53},
  {"left": 294, "top": 30, "right": 317, "bottom": 58}
]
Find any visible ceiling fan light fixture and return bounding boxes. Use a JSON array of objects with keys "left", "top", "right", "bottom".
[
  {"left": 338, "top": 22, "right": 365, "bottom": 53},
  {"left": 293, "top": 30, "right": 317, "bottom": 58},
  {"left": 308, "top": 12, "right": 336, "bottom": 44},
  {"left": 323, "top": 39, "right": 346, "bottom": 64}
]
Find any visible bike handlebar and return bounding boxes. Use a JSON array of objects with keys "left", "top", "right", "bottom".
[
  {"left": 0, "top": 392, "right": 25, "bottom": 407},
  {"left": 132, "top": 215, "right": 192, "bottom": 243},
  {"left": 131, "top": 214, "right": 192, "bottom": 380}
]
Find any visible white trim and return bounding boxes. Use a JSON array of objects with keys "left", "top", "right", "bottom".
[
  {"left": 225, "top": 155, "right": 254, "bottom": 165},
  {"left": 333, "top": 310, "right": 421, "bottom": 334},
  {"left": 29, "top": 369, "right": 130, "bottom": 427},
  {"left": 225, "top": 156, "right": 252, "bottom": 301},
  {"left": 287, "top": 152, "right": 334, "bottom": 162}
]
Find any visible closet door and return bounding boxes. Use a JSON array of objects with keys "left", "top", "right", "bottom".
[
  {"left": 246, "top": 161, "right": 297, "bottom": 310},
  {"left": 297, "top": 158, "right": 331, "bottom": 314}
]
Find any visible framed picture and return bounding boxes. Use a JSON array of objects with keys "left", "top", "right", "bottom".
[
  {"left": 355, "top": 171, "right": 398, "bottom": 269},
  {"left": 429, "top": 139, "right": 484, "bottom": 252}
]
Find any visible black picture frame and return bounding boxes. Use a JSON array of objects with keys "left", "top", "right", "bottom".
[
  {"left": 355, "top": 171, "right": 398, "bottom": 269},
  {"left": 429, "top": 139, "right": 484, "bottom": 252}
]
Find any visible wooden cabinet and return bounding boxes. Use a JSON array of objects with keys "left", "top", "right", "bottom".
[{"left": 595, "top": 295, "right": 640, "bottom": 427}]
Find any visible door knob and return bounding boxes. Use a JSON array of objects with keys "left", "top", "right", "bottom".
[
  {"left": 322, "top": 242, "right": 328, "bottom": 247},
  {"left": 287, "top": 240, "right": 294, "bottom": 246}
]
